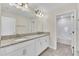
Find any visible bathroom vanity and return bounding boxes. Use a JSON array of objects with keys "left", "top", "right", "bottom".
[{"left": 0, "top": 33, "right": 50, "bottom": 56}]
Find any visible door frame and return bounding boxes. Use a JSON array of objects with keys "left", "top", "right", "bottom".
[{"left": 56, "top": 10, "right": 77, "bottom": 56}]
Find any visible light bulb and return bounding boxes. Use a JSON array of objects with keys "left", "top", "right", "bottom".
[
  {"left": 41, "top": 14, "right": 44, "bottom": 16},
  {"left": 16, "top": 5, "right": 22, "bottom": 9},
  {"left": 24, "top": 4, "right": 28, "bottom": 8}
]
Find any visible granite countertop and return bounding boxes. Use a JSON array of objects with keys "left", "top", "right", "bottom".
[{"left": 0, "top": 32, "right": 50, "bottom": 48}]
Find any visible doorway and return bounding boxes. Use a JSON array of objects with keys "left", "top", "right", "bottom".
[{"left": 56, "top": 12, "right": 75, "bottom": 55}]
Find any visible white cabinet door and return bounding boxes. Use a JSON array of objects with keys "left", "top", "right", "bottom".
[
  {"left": 40, "top": 36, "right": 48, "bottom": 51},
  {"left": 35, "top": 36, "right": 49, "bottom": 55},
  {"left": 44, "top": 36, "right": 49, "bottom": 47},
  {"left": 23, "top": 40, "right": 36, "bottom": 56},
  {"left": 40, "top": 37, "right": 46, "bottom": 51},
  {"left": 6, "top": 48, "right": 23, "bottom": 56},
  {"left": 35, "top": 39, "right": 42, "bottom": 55},
  {"left": 39, "top": 38, "right": 45, "bottom": 53}
]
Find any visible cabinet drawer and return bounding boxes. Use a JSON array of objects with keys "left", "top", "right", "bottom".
[{"left": 35, "top": 39, "right": 41, "bottom": 55}]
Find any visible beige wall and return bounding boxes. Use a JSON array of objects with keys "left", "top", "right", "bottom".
[{"left": 48, "top": 3, "right": 77, "bottom": 49}]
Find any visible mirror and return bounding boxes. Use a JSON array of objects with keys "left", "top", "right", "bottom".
[{"left": 1, "top": 3, "right": 39, "bottom": 36}]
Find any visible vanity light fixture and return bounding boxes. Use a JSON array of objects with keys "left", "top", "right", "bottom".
[
  {"left": 34, "top": 8, "right": 44, "bottom": 17},
  {"left": 9, "top": 3, "right": 28, "bottom": 11}
]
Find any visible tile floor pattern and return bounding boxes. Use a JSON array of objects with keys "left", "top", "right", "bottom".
[{"left": 40, "top": 43, "right": 73, "bottom": 56}]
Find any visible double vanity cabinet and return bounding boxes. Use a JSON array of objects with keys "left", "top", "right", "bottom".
[{"left": 0, "top": 34, "right": 49, "bottom": 56}]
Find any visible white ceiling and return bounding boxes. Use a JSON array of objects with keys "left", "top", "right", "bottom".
[{"left": 29, "top": 3, "right": 73, "bottom": 11}]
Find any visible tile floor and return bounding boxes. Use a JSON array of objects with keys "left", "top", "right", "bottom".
[{"left": 40, "top": 42, "right": 73, "bottom": 56}]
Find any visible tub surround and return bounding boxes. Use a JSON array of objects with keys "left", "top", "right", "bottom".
[{"left": 0, "top": 32, "right": 50, "bottom": 48}]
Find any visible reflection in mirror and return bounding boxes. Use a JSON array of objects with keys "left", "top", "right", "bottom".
[{"left": 0, "top": 3, "right": 49, "bottom": 48}]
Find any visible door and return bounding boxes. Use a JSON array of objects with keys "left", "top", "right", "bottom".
[
  {"left": 76, "top": 4, "right": 79, "bottom": 56},
  {"left": 40, "top": 36, "right": 49, "bottom": 51},
  {"left": 23, "top": 40, "right": 36, "bottom": 56},
  {"left": 56, "top": 12, "right": 75, "bottom": 55},
  {"left": 76, "top": 19, "right": 79, "bottom": 55},
  {"left": 35, "top": 39, "right": 41, "bottom": 55}
]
